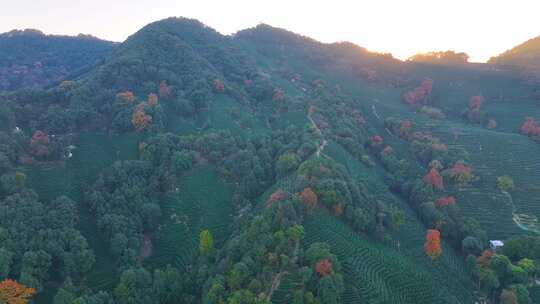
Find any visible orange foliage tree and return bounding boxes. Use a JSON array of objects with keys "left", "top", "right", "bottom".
[
  {"left": 0, "top": 279, "right": 36, "bottom": 304},
  {"left": 477, "top": 250, "right": 494, "bottom": 267},
  {"left": 424, "top": 229, "right": 441, "bottom": 260},
  {"left": 299, "top": 187, "right": 318, "bottom": 210},
  {"left": 315, "top": 259, "right": 333, "bottom": 276},
  {"left": 423, "top": 168, "right": 443, "bottom": 190},
  {"left": 147, "top": 93, "right": 158, "bottom": 106},
  {"left": 116, "top": 91, "right": 135, "bottom": 104},
  {"left": 131, "top": 108, "right": 152, "bottom": 132}
]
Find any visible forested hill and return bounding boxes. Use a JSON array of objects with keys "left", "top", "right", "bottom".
[
  {"left": 1, "top": 17, "right": 540, "bottom": 304},
  {"left": 489, "top": 35, "right": 540, "bottom": 68},
  {"left": 0, "top": 29, "right": 115, "bottom": 91}
]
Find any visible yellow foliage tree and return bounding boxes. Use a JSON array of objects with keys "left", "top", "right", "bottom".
[{"left": 0, "top": 279, "right": 36, "bottom": 304}]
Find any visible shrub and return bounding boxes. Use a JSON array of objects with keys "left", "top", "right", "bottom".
[{"left": 497, "top": 176, "right": 515, "bottom": 192}]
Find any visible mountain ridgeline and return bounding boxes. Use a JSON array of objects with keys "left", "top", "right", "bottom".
[{"left": 1, "top": 17, "right": 540, "bottom": 304}]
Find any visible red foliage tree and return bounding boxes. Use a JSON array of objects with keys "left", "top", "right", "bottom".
[
  {"left": 402, "top": 78, "right": 433, "bottom": 107},
  {"left": 412, "top": 131, "right": 433, "bottom": 141},
  {"left": 431, "top": 142, "right": 448, "bottom": 152},
  {"left": 381, "top": 146, "right": 393, "bottom": 156},
  {"left": 0, "top": 279, "right": 36, "bottom": 304},
  {"left": 369, "top": 135, "right": 383, "bottom": 146},
  {"left": 267, "top": 190, "right": 287, "bottom": 206},
  {"left": 299, "top": 188, "right": 318, "bottom": 210},
  {"left": 520, "top": 117, "right": 540, "bottom": 136},
  {"left": 468, "top": 95, "right": 484, "bottom": 110},
  {"left": 158, "top": 81, "right": 170, "bottom": 98},
  {"left": 315, "top": 259, "right": 333, "bottom": 276},
  {"left": 272, "top": 88, "right": 284, "bottom": 102},
  {"left": 450, "top": 163, "right": 473, "bottom": 184},
  {"left": 424, "top": 229, "right": 441, "bottom": 259},
  {"left": 423, "top": 168, "right": 443, "bottom": 190},
  {"left": 213, "top": 79, "right": 225, "bottom": 93},
  {"left": 30, "top": 130, "right": 50, "bottom": 158},
  {"left": 434, "top": 196, "right": 455, "bottom": 207}
]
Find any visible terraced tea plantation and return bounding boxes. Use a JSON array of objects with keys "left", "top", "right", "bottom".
[{"left": 147, "top": 166, "right": 234, "bottom": 271}]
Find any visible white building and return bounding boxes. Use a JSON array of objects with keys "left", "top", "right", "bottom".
[{"left": 489, "top": 240, "right": 504, "bottom": 251}]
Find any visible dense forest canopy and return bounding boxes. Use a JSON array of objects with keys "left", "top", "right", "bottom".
[
  {"left": 0, "top": 17, "right": 540, "bottom": 304},
  {"left": 0, "top": 29, "right": 115, "bottom": 91}
]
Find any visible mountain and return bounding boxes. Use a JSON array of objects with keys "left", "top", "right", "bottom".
[
  {"left": 0, "top": 29, "right": 115, "bottom": 91},
  {"left": 1, "top": 17, "right": 540, "bottom": 304},
  {"left": 489, "top": 35, "right": 540, "bottom": 68}
]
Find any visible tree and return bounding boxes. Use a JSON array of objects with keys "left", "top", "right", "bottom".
[
  {"left": 469, "top": 96, "right": 484, "bottom": 110},
  {"left": 276, "top": 153, "right": 299, "bottom": 176},
  {"left": 434, "top": 196, "right": 455, "bottom": 207},
  {"left": 369, "top": 135, "right": 383, "bottom": 146},
  {"left": 423, "top": 168, "right": 443, "bottom": 190},
  {"left": 500, "top": 289, "right": 518, "bottom": 304},
  {"left": 462, "top": 236, "right": 483, "bottom": 256},
  {"left": 116, "top": 91, "right": 135, "bottom": 104},
  {"left": 147, "top": 93, "right": 158, "bottom": 106},
  {"left": 299, "top": 188, "right": 317, "bottom": 210},
  {"left": 424, "top": 229, "right": 441, "bottom": 260},
  {"left": 29, "top": 130, "right": 49, "bottom": 158},
  {"left": 158, "top": 81, "right": 170, "bottom": 99},
  {"left": 267, "top": 190, "right": 287, "bottom": 206},
  {"left": 315, "top": 259, "right": 333, "bottom": 277},
  {"left": 402, "top": 78, "right": 433, "bottom": 107},
  {"left": 520, "top": 117, "right": 540, "bottom": 136},
  {"left": 212, "top": 79, "right": 225, "bottom": 93},
  {"left": 0, "top": 279, "right": 36, "bottom": 304},
  {"left": 131, "top": 109, "right": 152, "bottom": 132},
  {"left": 497, "top": 175, "right": 515, "bottom": 192},
  {"left": 408, "top": 51, "right": 469, "bottom": 64},
  {"left": 450, "top": 162, "right": 473, "bottom": 184},
  {"left": 517, "top": 258, "right": 535, "bottom": 277},
  {"left": 199, "top": 229, "right": 214, "bottom": 257},
  {"left": 272, "top": 88, "right": 284, "bottom": 102}
]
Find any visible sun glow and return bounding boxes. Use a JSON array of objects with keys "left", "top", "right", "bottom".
[{"left": 2, "top": 0, "right": 540, "bottom": 62}]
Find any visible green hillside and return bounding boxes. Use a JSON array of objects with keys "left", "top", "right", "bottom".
[{"left": 1, "top": 17, "right": 540, "bottom": 304}]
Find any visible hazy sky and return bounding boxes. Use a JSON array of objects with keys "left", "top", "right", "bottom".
[{"left": 2, "top": 0, "right": 540, "bottom": 62}]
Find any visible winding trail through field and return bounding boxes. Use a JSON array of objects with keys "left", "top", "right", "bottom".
[{"left": 501, "top": 190, "right": 540, "bottom": 234}]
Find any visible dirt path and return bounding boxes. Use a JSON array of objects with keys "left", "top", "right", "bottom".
[
  {"left": 267, "top": 272, "right": 285, "bottom": 301},
  {"left": 308, "top": 109, "right": 327, "bottom": 158}
]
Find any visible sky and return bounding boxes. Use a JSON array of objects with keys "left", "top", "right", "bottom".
[{"left": 2, "top": 0, "right": 540, "bottom": 62}]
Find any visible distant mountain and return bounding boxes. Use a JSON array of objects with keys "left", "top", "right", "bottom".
[
  {"left": 0, "top": 29, "right": 115, "bottom": 91},
  {"left": 488, "top": 35, "right": 540, "bottom": 68}
]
